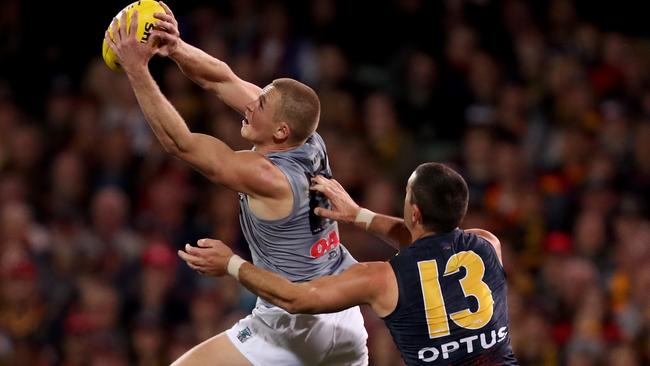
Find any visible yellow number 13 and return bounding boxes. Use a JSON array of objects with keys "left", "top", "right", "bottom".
[{"left": 417, "top": 251, "right": 494, "bottom": 339}]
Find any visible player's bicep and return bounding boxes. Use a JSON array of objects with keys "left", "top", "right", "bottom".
[
  {"left": 175, "top": 133, "right": 285, "bottom": 197},
  {"left": 228, "top": 151, "right": 291, "bottom": 198}
]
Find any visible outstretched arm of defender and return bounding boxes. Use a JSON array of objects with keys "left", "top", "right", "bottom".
[
  {"left": 178, "top": 239, "right": 397, "bottom": 317},
  {"left": 151, "top": 2, "right": 261, "bottom": 114},
  {"left": 310, "top": 176, "right": 411, "bottom": 249}
]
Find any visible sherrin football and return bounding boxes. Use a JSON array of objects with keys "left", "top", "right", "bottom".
[{"left": 102, "top": 0, "right": 164, "bottom": 71}]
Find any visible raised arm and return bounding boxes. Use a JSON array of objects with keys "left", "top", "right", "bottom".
[
  {"left": 105, "top": 11, "right": 288, "bottom": 199},
  {"left": 178, "top": 239, "right": 398, "bottom": 317},
  {"left": 310, "top": 176, "right": 411, "bottom": 249},
  {"left": 152, "top": 2, "right": 260, "bottom": 114}
]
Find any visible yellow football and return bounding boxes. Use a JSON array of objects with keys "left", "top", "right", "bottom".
[{"left": 102, "top": 0, "right": 165, "bottom": 72}]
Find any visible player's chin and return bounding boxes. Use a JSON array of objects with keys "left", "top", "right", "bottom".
[{"left": 240, "top": 125, "right": 253, "bottom": 140}]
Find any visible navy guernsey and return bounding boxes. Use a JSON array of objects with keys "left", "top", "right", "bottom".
[{"left": 383, "top": 229, "right": 518, "bottom": 365}]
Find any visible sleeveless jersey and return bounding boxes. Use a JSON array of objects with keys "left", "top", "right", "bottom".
[
  {"left": 383, "top": 229, "right": 518, "bottom": 365},
  {"left": 239, "top": 133, "right": 357, "bottom": 297}
]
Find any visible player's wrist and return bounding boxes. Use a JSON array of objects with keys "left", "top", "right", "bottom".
[
  {"left": 124, "top": 63, "right": 151, "bottom": 79},
  {"left": 168, "top": 39, "right": 187, "bottom": 60},
  {"left": 354, "top": 208, "right": 376, "bottom": 230},
  {"left": 227, "top": 255, "right": 247, "bottom": 280}
]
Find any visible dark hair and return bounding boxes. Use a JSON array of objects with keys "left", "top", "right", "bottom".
[
  {"left": 409, "top": 163, "right": 469, "bottom": 233},
  {"left": 272, "top": 78, "right": 321, "bottom": 144}
]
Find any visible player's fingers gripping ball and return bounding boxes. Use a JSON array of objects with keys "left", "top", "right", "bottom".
[{"left": 102, "top": 0, "right": 164, "bottom": 71}]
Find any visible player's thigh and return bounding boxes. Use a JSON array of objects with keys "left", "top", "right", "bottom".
[{"left": 171, "top": 332, "right": 252, "bottom": 366}]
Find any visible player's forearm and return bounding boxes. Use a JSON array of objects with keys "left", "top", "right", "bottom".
[
  {"left": 238, "top": 263, "right": 320, "bottom": 314},
  {"left": 362, "top": 212, "right": 412, "bottom": 249},
  {"left": 169, "top": 41, "right": 260, "bottom": 113},
  {"left": 125, "top": 67, "right": 193, "bottom": 153},
  {"left": 350, "top": 208, "right": 410, "bottom": 249},
  {"left": 169, "top": 41, "right": 232, "bottom": 88}
]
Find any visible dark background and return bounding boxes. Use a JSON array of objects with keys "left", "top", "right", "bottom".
[{"left": 1, "top": 0, "right": 650, "bottom": 365}]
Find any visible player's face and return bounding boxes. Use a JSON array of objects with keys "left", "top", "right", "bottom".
[{"left": 241, "top": 85, "right": 279, "bottom": 144}]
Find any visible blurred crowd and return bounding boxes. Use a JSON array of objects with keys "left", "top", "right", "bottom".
[{"left": 1, "top": 0, "right": 650, "bottom": 365}]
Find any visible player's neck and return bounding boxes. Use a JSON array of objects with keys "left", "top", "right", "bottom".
[
  {"left": 254, "top": 141, "right": 302, "bottom": 154},
  {"left": 410, "top": 226, "right": 436, "bottom": 242}
]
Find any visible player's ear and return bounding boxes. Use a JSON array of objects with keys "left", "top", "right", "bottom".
[
  {"left": 273, "top": 121, "right": 290, "bottom": 141},
  {"left": 411, "top": 203, "right": 423, "bottom": 226}
]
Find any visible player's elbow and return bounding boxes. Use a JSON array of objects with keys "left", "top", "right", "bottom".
[
  {"left": 162, "top": 132, "right": 197, "bottom": 163},
  {"left": 161, "top": 141, "right": 181, "bottom": 155},
  {"left": 164, "top": 141, "right": 195, "bottom": 162},
  {"left": 158, "top": 132, "right": 194, "bottom": 157},
  {"left": 157, "top": 134, "right": 183, "bottom": 156}
]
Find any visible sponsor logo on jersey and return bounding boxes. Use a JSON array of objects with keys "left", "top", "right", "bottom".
[
  {"left": 310, "top": 230, "right": 340, "bottom": 258},
  {"left": 418, "top": 327, "right": 508, "bottom": 362}
]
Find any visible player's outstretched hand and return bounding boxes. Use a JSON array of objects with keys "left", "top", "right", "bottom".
[
  {"left": 310, "top": 175, "right": 360, "bottom": 224},
  {"left": 177, "top": 239, "right": 234, "bottom": 277},
  {"left": 152, "top": 1, "right": 180, "bottom": 57},
  {"left": 105, "top": 10, "right": 157, "bottom": 72}
]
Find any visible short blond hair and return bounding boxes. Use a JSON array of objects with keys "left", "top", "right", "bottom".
[{"left": 272, "top": 78, "right": 320, "bottom": 144}]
